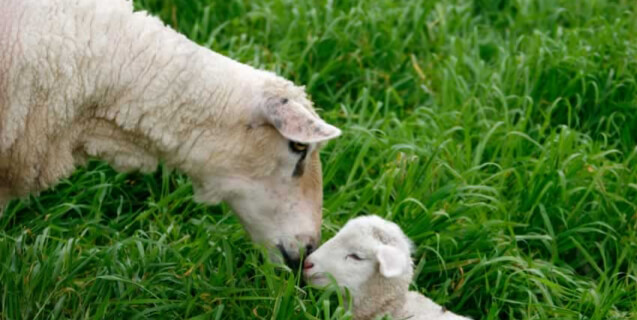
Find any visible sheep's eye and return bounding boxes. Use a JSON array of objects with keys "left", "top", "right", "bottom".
[
  {"left": 289, "top": 141, "right": 308, "bottom": 153},
  {"left": 347, "top": 253, "right": 364, "bottom": 261}
]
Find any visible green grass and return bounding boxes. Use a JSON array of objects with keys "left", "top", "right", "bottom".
[{"left": 2, "top": 0, "right": 637, "bottom": 319}]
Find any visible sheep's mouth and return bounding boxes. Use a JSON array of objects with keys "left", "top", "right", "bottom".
[{"left": 277, "top": 243, "right": 302, "bottom": 270}]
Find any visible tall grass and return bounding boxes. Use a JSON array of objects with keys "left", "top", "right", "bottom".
[{"left": 2, "top": 0, "right": 636, "bottom": 319}]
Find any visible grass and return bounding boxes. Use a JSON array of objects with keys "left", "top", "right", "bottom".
[{"left": 2, "top": 0, "right": 637, "bottom": 319}]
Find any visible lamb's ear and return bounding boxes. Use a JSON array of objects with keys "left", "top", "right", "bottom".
[
  {"left": 262, "top": 99, "right": 341, "bottom": 143},
  {"left": 376, "top": 245, "right": 407, "bottom": 278}
]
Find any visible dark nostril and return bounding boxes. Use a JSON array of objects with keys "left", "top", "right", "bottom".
[
  {"left": 277, "top": 244, "right": 287, "bottom": 256},
  {"left": 287, "top": 258, "right": 301, "bottom": 270},
  {"left": 303, "top": 260, "right": 314, "bottom": 270},
  {"left": 278, "top": 244, "right": 301, "bottom": 269}
]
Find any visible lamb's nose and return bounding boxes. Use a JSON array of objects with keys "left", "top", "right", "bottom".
[{"left": 303, "top": 260, "right": 314, "bottom": 270}]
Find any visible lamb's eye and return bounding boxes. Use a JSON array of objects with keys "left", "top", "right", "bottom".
[
  {"left": 347, "top": 253, "right": 364, "bottom": 261},
  {"left": 289, "top": 141, "right": 308, "bottom": 153}
]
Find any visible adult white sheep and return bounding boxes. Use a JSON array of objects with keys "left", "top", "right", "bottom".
[
  {"left": 303, "top": 216, "right": 471, "bottom": 320},
  {"left": 0, "top": 0, "right": 341, "bottom": 267}
]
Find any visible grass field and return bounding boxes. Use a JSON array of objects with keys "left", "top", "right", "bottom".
[{"left": 2, "top": 0, "right": 637, "bottom": 319}]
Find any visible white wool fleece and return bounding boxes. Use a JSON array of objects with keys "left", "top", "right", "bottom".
[
  {"left": 304, "top": 216, "right": 471, "bottom": 320},
  {"left": 0, "top": 0, "right": 341, "bottom": 260}
]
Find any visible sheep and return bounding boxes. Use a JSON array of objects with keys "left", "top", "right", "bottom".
[
  {"left": 303, "top": 216, "right": 471, "bottom": 320},
  {"left": 0, "top": 0, "right": 341, "bottom": 266}
]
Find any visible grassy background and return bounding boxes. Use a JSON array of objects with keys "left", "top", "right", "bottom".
[{"left": 2, "top": 0, "right": 637, "bottom": 319}]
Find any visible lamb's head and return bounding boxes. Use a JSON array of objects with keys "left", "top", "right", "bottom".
[
  {"left": 303, "top": 215, "right": 413, "bottom": 296},
  {"left": 186, "top": 71, "right": 341, "bottom": 268}
]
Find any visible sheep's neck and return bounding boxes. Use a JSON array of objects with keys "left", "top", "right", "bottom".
[
  {"left": 98, "top": 39, "right": 247, "bottom": 150},
  {"left": 80, "top": 21, "right": 257, "bottom": 174}
]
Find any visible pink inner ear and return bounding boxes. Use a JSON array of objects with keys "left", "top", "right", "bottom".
[
  {"left": 264, "top": 101, "right": 341, "bottom": 143},
  {"left": 377, "top": 245, "right": 406, "bottom": 278}
]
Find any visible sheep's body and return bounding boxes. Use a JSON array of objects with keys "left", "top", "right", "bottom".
[
  {"left": 0, "top": 0, "right": 340, "bottom": 261},
  {"left": 304, "top": 216, "right": 470, "bottom": 320},
  {"left": 1, "top": 0, "right": 251, "bottom": 197}
]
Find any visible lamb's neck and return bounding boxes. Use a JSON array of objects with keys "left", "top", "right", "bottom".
[{"left": 352, "top": 277, "right": 409, "bottom": 320}]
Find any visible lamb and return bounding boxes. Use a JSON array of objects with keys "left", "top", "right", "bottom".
[
  {"left": 0, "top": 0, "right": 341, "bottom": 266},
  {"left": 303, "top": 216, "right": 471, "bottom": 320}
]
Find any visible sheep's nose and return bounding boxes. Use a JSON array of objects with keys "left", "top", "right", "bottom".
[
  {"left": 287, "top": 257, "right": 301, "bottom": 270},
  {"left": 303, "top": 260, "right": 314, "bottom": 270},
  {"left": 277, "top": 235, "right": 319, "bottom": 269},
  {"left": 296, "top": 234, "right": 318, "bottom": 255},
  {"left": 277, "top": 244, "right": 300, "bottom": 269}
]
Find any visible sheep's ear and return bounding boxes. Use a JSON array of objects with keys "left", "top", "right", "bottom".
[
  {"left": 262, "top": 99, "right": 341, "bottom": 143},
  {"left": 376, "top": 245, "right": 407, "bottom": 278}
]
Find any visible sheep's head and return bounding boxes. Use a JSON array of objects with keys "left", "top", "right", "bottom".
[
  {"left": 303, "top": 216, "right": 413, "bottom": 295},
  {"left": 187, "top": 72, "right": 340, "bottom": 268}
]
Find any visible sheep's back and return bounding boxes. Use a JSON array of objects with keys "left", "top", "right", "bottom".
[
  {"left": 0, "top": 0, "right": 167, "bottom": 196},
  {"left": 1, "top": 0, "right": 136, "bottom": 149}
]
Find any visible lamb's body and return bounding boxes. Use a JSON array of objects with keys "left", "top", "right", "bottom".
[
  {"left": 0, "top": 0, "right": 341, "bottom": 263},
  {"left": 352, "top": 291, "right": 469, "bottom": 320},
  {"left": 400, "top": 292, "right": 468, "bottom": 320},
  {"left": 304, "top": 216, "right": 470, "bottom": 320}
]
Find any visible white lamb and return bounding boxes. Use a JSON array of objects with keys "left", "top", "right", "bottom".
[
  {"left": 304, "top": 216, "right": 471, "bottom": 320},
  {"left": 0, "top": 0, "right": 341, "bottom": 266}
]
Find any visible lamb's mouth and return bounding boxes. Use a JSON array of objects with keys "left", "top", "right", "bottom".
[{"left": 305, "top": 272, "right": 328, "bottom": 284}]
